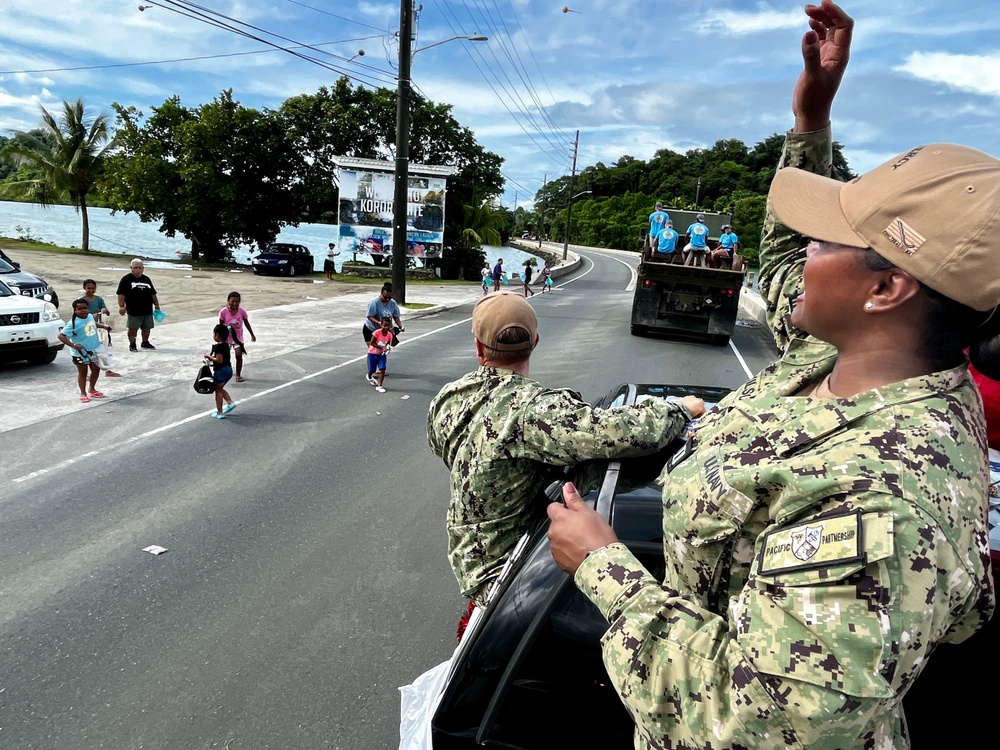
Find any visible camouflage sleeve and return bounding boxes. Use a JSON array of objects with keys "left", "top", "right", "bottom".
[
  {"left": 517, "top": 392, "right": 692, "bottom": 464},
  {"left": 575, "top": 543, "right": 755, "bottom": 743},
  {"left": 426, "top": 398, "right": 443, "bottom": 458},
  {"left": 576, "top": 541, "right": 891, "bottom": 747},
  {"left": 757, "top": 126, "right": 835, "bottom": 353}
]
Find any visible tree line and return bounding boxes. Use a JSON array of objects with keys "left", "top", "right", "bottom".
[
  {"left": 0, "top": 79, "right": 505, "bottom": 280},
  {"left": 0, "top": 81, "right": 854, "bottom": 274},
  {"left": 513, "top": 136, "right": 854, "bottom": 264}
]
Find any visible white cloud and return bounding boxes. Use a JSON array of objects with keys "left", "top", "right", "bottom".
[
  {"left": 695, "top": 4, "right": 802, "bottom": 36},
  {"left": 896, "top": 51, "right": 1000, "bottom": 98}
]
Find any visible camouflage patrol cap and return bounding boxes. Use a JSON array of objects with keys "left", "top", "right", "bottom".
[
  {"left": 770, "top": 143, "right": 1000, "bottom": 311},
  {"left": 473, "top": 291, "right": 537, "bottom": 351}
]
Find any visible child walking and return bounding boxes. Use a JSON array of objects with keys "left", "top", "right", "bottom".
[
  {"left": 539, "top": 262, "right": 554, "bottom": 293},
  {"left": 205, "top": 323, "right": 236, "bottom": 419},
  {"left": 218, "top": 291, "right": 256, "bottom": 382},
  {"left": 82, "top": 278, "right": 122, "bottom": 376},
  {"left": 522, "top": 262, "right": 535, "bottom": 297},
  {"left": 480, "top": 263, "right": 491, "bottom": 295},
  {"left": 58, "top": 298, "right": 113, "bottom": 402},
  {"left": 366, "top": 316, "right": 393, "bottom": 393}
]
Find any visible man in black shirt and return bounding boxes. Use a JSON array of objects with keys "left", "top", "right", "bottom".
[{"left": 116, "top": 258, "right": 161, "bottom": 351}]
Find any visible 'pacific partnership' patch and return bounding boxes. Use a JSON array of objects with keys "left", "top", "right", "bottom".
[{"left": 758, "top": 510, "right": 863, "bottom": 575}]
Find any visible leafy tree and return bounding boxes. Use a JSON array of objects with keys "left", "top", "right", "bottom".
[
  {"left": 531, "top": 133, "right": 857, "bottom": 258},
  {"left": 729, "top": 193, "right": 768, "bottom": 265},
  {"left": 275, "top": 78, "right": 504, "bottom": 280},
  {"left": 104, "top": 91, "right": 306, "bottom": 261},
  {"left": 0, "top": 100, "right": 113, "bottom": 251},
  {"left": 462, "top": 196, "right": 505, "bottom": 247}
]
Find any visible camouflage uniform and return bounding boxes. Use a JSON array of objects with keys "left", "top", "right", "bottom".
[
  {"left": 574, "top": 127, "right": 996, "bottom": 749},
  {"left": 428, "top": 366, "right": 693, "bottom": 606}
]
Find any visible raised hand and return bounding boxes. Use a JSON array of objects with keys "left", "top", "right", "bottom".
[{"left": 793, "top": 1, "right": 855, "bottom": 133}]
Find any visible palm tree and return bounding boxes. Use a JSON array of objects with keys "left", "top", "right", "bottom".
[
  {"left": 1, "top": 99, "right": 113, "bottom": 251},
  {"left": 461, "top": 195, "right": 505, "bottom": 249}
]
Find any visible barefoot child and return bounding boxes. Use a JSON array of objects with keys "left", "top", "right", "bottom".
[
  {"left": 366, "top": 316, "right": 393, "bottom": 393},
  {"left": 82, "top": 279, "right": 122, "bottom": 376},
  {"left": 218, "top": 291, "right": 256, "bottom": 382},
  {"left": 58, "top": 298, "right": 113, "bottom": 402},
  {"left": 205, "top": 323, "right": 236, "bottom": 419}
]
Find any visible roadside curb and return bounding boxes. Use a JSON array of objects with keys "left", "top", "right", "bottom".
[
  {"left": 739, "top": 286, "right": 768, "bottom": 327},
  {"left": 509, "top": 239, "right": 582, "bottom": 278}
]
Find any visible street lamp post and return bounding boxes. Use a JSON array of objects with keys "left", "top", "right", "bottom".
[{"left": 392, "top": 2, "right": 486, "bottom": 303}]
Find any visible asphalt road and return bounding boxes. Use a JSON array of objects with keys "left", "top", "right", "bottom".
[{"left": 0, "top": 248, "right": 778, "bottom": 749}]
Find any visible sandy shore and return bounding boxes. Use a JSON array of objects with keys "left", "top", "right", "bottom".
[{"left": 0, "top": 248, "right": 391, "bottom": 323}]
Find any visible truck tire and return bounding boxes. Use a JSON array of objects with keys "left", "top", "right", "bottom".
[
  {"left": 630, "top": 324, "right": 647, "bottom": 337},
  {"left": 709, "top": 334, "right": 730, "bottom": 347},
  {"left": 27, "top": 349, "right": 59, "bottom": 365}
]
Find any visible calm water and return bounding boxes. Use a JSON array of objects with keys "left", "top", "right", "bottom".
[{"left": 0, "top": 200, "right": 538, "bottom": 273}]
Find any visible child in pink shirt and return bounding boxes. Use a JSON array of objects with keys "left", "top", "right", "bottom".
[
  {"left": 219, "top": 291, "right": 256, "bottom": 382},
  {"left": 366, "top": 317, "right": 393, "bottom": 393}
]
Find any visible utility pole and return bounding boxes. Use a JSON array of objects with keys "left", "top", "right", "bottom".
[
  {"left": 537, "top": 173, "right": 546, "bottom": 249},
  {"left": 392, "top": 0, "right": 414, "bottom": 304},
  {"left": 562, "top": 130, "right": 580, "bottom": 261}
]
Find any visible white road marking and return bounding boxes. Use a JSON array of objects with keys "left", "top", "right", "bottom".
[
  {"left": 11, "top": 257, "right": 760, "bottom": 485},
  {"left": 577, "top": 247, "right": 757, "bottom": 379},
  {"left": 11, "top": 316, "right": 476, "bottom": 485}
]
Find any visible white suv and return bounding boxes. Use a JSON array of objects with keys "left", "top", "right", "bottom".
[{"left": 0, "top": 278, "right": 65, "bottom": 365}]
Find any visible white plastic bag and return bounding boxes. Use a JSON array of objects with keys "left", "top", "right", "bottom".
[
  {"left": 95, "top": 342, "right": 117, "bottom": 371},
  {"left": 398, "top": 657, "right": 452, "bottom": 750},
  {"left": 398, "top": 606, "right": 484, "bottom": 749}
]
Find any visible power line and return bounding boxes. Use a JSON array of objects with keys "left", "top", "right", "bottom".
[
  {"left": 472, "top": 0, "right": 566, "bottom": 136},
  {"left": 493, "top": 0, "right": 569, "bottom": 130},
  {"left": 431, "top": 0, "right": 568, "bottom": 165},
  {"left": 451, "top": 0, "right": 567, "bottom": 156},
  {"left": 282, "top": 0, "right": 388, "bottom": 33},
  {"left": 0, "top": 36, "right": 385, "bottom": 76},
  {"left": 145, "top": 0, "right": 395, "bottom": 88}
]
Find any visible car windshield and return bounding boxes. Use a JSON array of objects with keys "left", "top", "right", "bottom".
[
  {"left": 0, "top": 258, "right": 16, "bottom": 273},
  {"left": 264, "top": 245, "right": 295, "bottom": 254},
  {"left": 0, "top": 280, "right": 14, "bottom": 296}
]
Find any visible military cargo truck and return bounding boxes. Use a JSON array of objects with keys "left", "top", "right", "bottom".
[{"left": 631, "top": 208, "right": 746, "bottom": 346}]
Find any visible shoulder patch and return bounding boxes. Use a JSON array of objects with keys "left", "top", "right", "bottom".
[{"left": 758, "top": 510, "right": 863, "bottom": 575}]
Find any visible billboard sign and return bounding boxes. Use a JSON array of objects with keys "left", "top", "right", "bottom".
[{"left": 333, "top": 157, "right": 456, "bottom": 260}]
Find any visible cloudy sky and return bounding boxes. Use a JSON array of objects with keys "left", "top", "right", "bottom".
[{"left": 1, "top": 1, "right": 998, "bottom": 209}]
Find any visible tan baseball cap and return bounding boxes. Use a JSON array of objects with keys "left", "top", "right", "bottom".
[
  {"left": 769, "top": 143, "right": 1000, "bottom": 311},
  {"left": 472, "top": 291, "right": 537, "bottom": 351}
]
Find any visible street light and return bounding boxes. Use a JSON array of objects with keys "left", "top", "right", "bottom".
[
  {"left": 562, "top": 190, "right": 592, "bottom": 260},
  {"left": 412, "top": 34, "right": 488, "bottom": 60},
  {"left": 392, "top": 4, "right": 487, "bottom": 303}
]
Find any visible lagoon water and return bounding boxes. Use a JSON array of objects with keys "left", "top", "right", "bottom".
[{"left": 0, "top": 200, "right": 538, "bottom": 273}]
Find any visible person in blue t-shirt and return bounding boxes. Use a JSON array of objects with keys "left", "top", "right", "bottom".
[
  {"left": 683, "top": 214, "right": 710, "bottom": 267},
  {"left": 709, "top": 224, "right": 740, "bottom": 268},
  {"left": 648, "top": 202, "right": 669, "bottom": 246},
  {"left": 652, "top": 220, "right": 679, "bottom": 262},
  {"left": 58, "top": 298, "right": 112, "bottom": 403}
]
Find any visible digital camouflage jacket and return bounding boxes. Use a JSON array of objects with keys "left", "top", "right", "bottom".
[
  {"left": 575, "top": 126, "right": 996, "bottom": 749},
  {"left": 428, "top": 366, "right": 693, "bottom": 606}
]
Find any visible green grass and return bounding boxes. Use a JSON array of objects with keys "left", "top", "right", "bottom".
[{"left": 401, "top": 302, "right": 436, "bottom": 309}]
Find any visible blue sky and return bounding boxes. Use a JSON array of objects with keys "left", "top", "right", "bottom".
[{"left": 1, "top": 1, "right": 998, "bottom": 211}]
